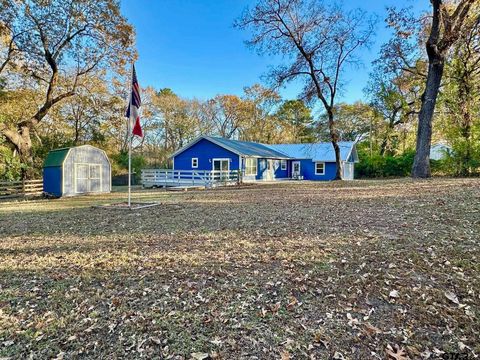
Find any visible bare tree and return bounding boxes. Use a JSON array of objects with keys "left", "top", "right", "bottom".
[
  {"left": 236, "top": 0, "right": 376, "bottom": 179},
  {"left": 412, "top": 0, "right": 478, "bottom": 178}
]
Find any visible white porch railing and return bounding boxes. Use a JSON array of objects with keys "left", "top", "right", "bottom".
[{"left": 141, "top": 169, "right": 241, "bottom": 188}]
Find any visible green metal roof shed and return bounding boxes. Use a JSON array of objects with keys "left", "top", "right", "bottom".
[{"left": 43, "top": 145, "right": 111, "bottom": 197}]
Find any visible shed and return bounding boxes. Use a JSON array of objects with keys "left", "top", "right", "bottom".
[{"left": 43, "top": 145, "right": 111, "bottom": 197}]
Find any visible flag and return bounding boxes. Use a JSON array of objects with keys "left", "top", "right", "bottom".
[{"left": 125, "top": 64, "right": 143, "bottom": 137}]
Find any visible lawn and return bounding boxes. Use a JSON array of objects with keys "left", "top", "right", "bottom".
[{"left": 0, "top": 179, "right": 479, "bottom": 359}]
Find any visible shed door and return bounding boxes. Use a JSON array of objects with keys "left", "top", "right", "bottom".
[
  {"left": 75, "top": 164, "right": 89, "bottom": 193},
  {"left": 89, "top": 164, "right": 101, "bottom": 192},
  {"left": 75, "top": 164, "right": 102, "bottom": 193}
]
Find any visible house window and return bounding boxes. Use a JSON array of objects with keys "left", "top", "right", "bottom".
[
  {"left": 315, "top": 162, "right": 325, "bottom": 175},
  {"left": 281, "top": 160, "right": 287, "bottom": 170},
  {"left": 245, "top": 158, "right": 257, "bottom": 176},
  {"left": 191, "top": 157, "right": 198, "bottom": 168}
]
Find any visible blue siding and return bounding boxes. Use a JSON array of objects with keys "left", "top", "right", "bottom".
[
  {"left": 43, "top": 167, "right": 62, "bottom": 197},
  {"left": 254, "top": 158, "right": 288, "bottom": 180},
  {"left": 173, "top": 138, "right": 240, "bottom": 171},
  {"left": 296, "top": 160, "right": 338, "bottom": 181},
  {"left": 275, "top": 160, "right": 288, "bottom": 178},
  {"left": 256, "top": 159, "right": 266, "bottom": 180},
  {"left": 172, "top": 138, "right": 355, "bottom": 181}
]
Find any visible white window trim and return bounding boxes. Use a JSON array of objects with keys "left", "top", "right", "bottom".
[
  {"left": 191, "top": 157, "right": 198, "bottom": 168},
  {"left": 245, "top": 157, "right": 257, "bottom": 176},
  {"left": 281, "top": 159, "right": 287, "bottom": 170},
  {"left": 315, "top": 161, "right": 325, "bottom": 175},
  {"left": 212, "top": 158, "right": 230, "bottom": 171}
]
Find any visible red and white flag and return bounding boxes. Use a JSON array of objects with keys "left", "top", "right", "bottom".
[{"left": 125, "top": 64, "right": 143, "bottom": 137}]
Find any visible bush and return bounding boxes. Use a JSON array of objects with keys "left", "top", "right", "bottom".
[
  {"left": 0, "top": 148, "right": 25, "bottom": 181},
  {"left": 355, "top": 150, "right": 415, "bottom": 178},
  {"left": 112, "top": 151, "right": 147, "bottom": 181},
  {"left": 432, "top": 145, "right": 480, "bottom": 176}
]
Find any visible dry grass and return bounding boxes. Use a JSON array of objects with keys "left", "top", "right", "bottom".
[{"left": 0, "top": 178, "right": 479, "bottom": 359}]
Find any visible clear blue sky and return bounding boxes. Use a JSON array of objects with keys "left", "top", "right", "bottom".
[{"left": 120, "top": 0, "right": 428, "bottom": 104}]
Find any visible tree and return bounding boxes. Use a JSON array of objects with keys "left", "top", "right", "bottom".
[
  {"left": 275, "top": 99, "right": 314, "bottom": 143},
  {"left": 236, "top": 0, "right": 376, "bottom": 179},
  {"left": 438, "top": 10, "right": 480, "bottom": 175},
  {"left": 365, "top": 68, "right": 421, "bottom": 156},
  {"left": 240, "top": 84, "right": 282, "bottom": 143},
  {"left": 317, "top": 102, "right": 376, "bottom": 144},
  {"left": 411, "top": 0, "right": 478, "bottom": 178},
  {"left": 146, "top": 88, "right": 202, "bottom": 159},
  {"left": 205, "top": 94, "right": 249, "bottom": 139},
  {"left": 0, "top": 0, "right": 134, "bottom": 178}
]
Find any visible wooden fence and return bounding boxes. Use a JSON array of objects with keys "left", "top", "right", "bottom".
[
  {"left": 141, "top": 169, "right": 241, "bottom": 188},
  {"left": 0, "top": 179, "right": 43, "bottom": 199}
]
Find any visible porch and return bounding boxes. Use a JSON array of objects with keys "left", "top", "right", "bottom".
[{"left": 141, "top": 169, "right": 241, "bottom": 188}]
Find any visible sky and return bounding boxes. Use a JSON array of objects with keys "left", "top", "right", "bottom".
[{"left": 120, "top": 0, "right": 428, "bottom": 104}]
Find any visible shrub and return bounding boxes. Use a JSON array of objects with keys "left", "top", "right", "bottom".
[
  {"left": 355, "top": 150, "right": 415, "bottom": 178},
  {"left": 112, "top": 151, "right": 147, "bottom": 181}
]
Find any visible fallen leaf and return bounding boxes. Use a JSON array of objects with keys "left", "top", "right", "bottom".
[
  {"left": 363, "top": 322, "right": 381, "bottom": 336},
  {"left": 444, "top": 291, "right": 460, "bottom": 305},
  {"left": 389, "top": 290, "right": 399, "bottom": 298},
  {"left": 386, "top": 344, "right": 408, "bottom": 360},
  {"left": 271, "top": 302, "right": 281, "bottom": 314},
  {"left": 286, "top": 296, "right": 297, "bottom": 310},
  {"left": 191, "top": 353, "right": 209, "bottom": 360},
  {"left": 210, "top": 338, "right": 223, "bottom": 346},
  {"left": 333, "top": 351, "right": 344, "bottom": 360}
]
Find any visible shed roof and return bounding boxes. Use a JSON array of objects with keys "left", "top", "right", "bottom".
[
  {"left": 43, "top": 147, "right": 71, "bottom": 168},
  {"left": 43, "top": 145, "right": 110, "bottom": 168},
  {"left": 266, "top": 142, "right": 358, "bottom": 162}
]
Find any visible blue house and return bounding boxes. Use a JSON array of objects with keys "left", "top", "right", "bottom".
[{"left": 170, "top": 136, "right": 359, "bottom": 181}]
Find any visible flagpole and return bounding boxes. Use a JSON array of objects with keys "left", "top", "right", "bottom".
[
  {"left": 127, "top": 63, "right": 133, "bottom": 209},
  {"left": 128, "top": 131, "right": 132, "bottom": 208}
]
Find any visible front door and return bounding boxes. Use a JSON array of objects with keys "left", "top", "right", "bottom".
[
  {"left": 292, "top": 161, "right": 301, "bottom": 178},
  {"left": 212, "top": 159, "right": 229, "bottom": 181},
  {"left": 265, "top": 159, "right": 274, "bottom": 181}
]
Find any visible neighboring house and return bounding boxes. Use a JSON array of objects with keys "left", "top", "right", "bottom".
[
  {"left": 430, "top": 143, "right": 452, "bottom": 161},
  {"left": 170, "top": 136, "right": 359, "bottom": 181}
]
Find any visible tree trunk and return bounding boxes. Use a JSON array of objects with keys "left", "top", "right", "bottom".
[
  {"left": 3, "top": 124, "right": 34, "bottom": 180},
  {"left": 412, "top": 60, "right": 445, "bottom": 178},
  {"left": 327, "top": 109, "right": 342, "bottom": 180},
  {"left": 459, "top": 71, "right": 472, "bottom": 177}
]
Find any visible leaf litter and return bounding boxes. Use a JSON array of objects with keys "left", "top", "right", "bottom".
[{"left": 0, "top": 178, "right": 479, "bottom": 358}]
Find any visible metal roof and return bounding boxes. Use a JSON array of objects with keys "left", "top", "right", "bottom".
[
  {"left": 171, "top": 135, "right": 358, "bottom": 162},
  {"left": 43, "top": 145, "right": 110, "bottom": 168},
  {"left": 266, "top": 142, "right": 358, "bottom": 162},
  {"left": 171, "top": 136, "right": 290, "bottom": 159},
  {"left": 43, "top": 147, "right": 71, "bottom": 168},
  {"left": 205, "top": 136, "right": 290, "bottom": 158}
]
